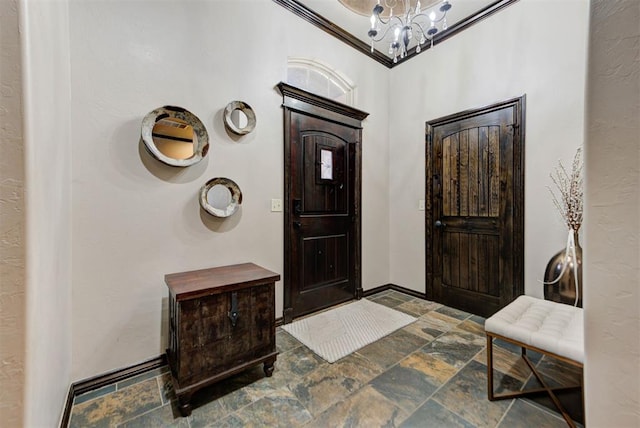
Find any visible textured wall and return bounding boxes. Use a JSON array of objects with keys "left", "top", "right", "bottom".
[
  {"left": 0, "top": 0, "right": 25, "bottom": 425},
  {"left": 20, "top": 0, "right": 73, "bottom": 425},
  {"left": 584, "top": 0, "right": 640, "bottom": 426}
]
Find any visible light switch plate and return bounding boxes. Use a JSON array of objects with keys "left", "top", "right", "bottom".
[
  {"left": 418, "top": 200, "right": 425, "bottom": 211},
  {"left": 271, "top": 199, "right": 283, "bottom": 212}
]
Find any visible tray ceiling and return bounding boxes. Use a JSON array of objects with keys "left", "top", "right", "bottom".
[{"left": 273, "top": 0, "right": 519, "bottom": 68}]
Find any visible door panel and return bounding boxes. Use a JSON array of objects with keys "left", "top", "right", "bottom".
[
  {"left": 301, "top": 234, "right": 349, "bottom": 292},
  {"left": 279, "top": 83, "right": 368, "bottom": 323},
  {"left": 426, "top": 98, "right": 525, "bottom": 317}
]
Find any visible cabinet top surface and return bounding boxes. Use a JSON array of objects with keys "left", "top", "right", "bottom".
[{"left": 165, "top": 263, "right": 280, "bottom": 300}]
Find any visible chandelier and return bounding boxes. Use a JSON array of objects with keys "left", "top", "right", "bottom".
[{"left": 368, "top": 0, "right": 452, "bottom": 63}]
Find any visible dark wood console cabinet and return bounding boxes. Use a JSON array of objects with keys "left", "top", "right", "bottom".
[{"left": 165, "top": 263, "right": 280, "bottom": 416}]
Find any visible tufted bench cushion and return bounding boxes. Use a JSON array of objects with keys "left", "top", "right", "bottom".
[
  {"left": 485, "top": 295, "right": 584, "bottom": 427},
  {"left": 485, "top": 295, "right": 584, "bottom": 363}
]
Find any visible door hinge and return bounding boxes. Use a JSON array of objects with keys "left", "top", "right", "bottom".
[{"left": 507, "top": 124, "right": 520, "bottom": 135}]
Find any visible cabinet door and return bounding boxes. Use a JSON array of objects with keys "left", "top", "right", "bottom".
[{"left": 176, "top": 284, "right": 276, "bottom": 385}]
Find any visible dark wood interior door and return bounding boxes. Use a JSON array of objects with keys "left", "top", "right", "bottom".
[
  {"left": 426, "top": 97, "right": 525, "bottom": 317},
  {"left": 279, "top": 83, "right": 369, "bottom": 323}
]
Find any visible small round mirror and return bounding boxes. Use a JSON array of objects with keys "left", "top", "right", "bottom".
[
  {"left": 141, "top": 106, "right": 209, "bottom": 167},
  {"left": 199, "top": 177, "right": 243, "bottom": 217},
  {"left": 223, "top": 101, "right": 256, "bottom": 135}
]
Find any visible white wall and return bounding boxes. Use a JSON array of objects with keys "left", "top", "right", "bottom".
[
  {"left": 20, "top": 0, "right": 73, "bottom": 425},
  {"left": 388, "top": 0, "right": 590, "bottom": 295},
  {"left": 68, "top": 0, "right": 390, "bottom": 380},
  {"left": 584, "top": 0, "right": 640, "bottom": 426},
  {"left": 0, "top": 0, "right": 26, "bottom": 425}
]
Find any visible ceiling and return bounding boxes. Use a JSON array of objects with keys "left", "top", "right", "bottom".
[{"left": 273, "top": 0, "right": 519, "bottom": 68}]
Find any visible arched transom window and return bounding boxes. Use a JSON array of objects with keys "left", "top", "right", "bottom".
[{"left": 286, "top": 57, "right": 356, "bottom": 106}]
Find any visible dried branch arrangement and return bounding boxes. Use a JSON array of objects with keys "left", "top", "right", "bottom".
[{"left": 548, "top": 148, "right": 584, "bottom": 231}]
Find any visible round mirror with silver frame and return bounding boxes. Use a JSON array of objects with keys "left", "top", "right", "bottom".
[
  {"left": 141, "top": 105, "right": 209, "bottom": 167},
  {"left": 199, "top": 177, "right": 243, "bottom": 218},
  {"left": 223, "top": 101, "right": 256, "bottom": 135}
]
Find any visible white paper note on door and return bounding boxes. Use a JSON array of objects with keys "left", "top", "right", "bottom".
[{"left": 321, "top": 149, "right": 333, "bottom": 180}]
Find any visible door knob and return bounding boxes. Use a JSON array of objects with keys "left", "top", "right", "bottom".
[
  {"left": 435, "top": 220, "right": 446, "bottom": 228},
  {"left": 293, "top": 221, "right": 302, "bottom": 229}
]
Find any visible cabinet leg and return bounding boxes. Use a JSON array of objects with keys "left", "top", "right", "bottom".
[
  {"left": 263, "top": 359, "right": 276, "bottom": 377},
  {"left": 177, "top": 395, "right": 193, "bottom": 417}
]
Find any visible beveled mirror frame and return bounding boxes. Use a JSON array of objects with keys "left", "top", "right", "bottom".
[
  {"left": 272, "top": 0, "right": 520, "bottom": 68},
  {"left": 199, "top": 177, "right": 243, "bottom": 218},
  {"left": 141, "top": 105, "right": 210, "bottom": 167},
  {"left": 224, "top": 101, "right": 257, "bottom": 135}
]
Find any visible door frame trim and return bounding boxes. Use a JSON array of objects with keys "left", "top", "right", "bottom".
[
  {"left": 425, "top": 95, "right": 526, "bottom": 309},
  {"left": 277, "top": 83, "right": 369, "bottom": 323}
]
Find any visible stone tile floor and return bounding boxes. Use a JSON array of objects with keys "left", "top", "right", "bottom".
[{"left": 68, "top": 290, "right": 582, "bottom": 427}]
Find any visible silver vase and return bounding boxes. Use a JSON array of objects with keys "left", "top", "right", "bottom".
[{"left": 543, "top": 229, "right": 583, "bottom": 307}]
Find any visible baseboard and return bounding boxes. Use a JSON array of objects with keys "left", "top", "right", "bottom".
[
  {"left": 59, "top": 354, "right": 167, "bottom": 428},
  {"left": 363, "top": 283, "right": 427, "bottom": 300},
  {"left": 362, "top": 284, "right": 392, "bottom": 296},
  {"left": 59, "top": 385, "right": 75, "bottom": 428}
]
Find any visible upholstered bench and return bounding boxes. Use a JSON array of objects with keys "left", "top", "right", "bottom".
[{"left": 485, "top": 295, "right": 583, "bottom": 427}]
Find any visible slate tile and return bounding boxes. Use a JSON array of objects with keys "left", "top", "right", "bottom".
[
  {"left": 370, "top": 294, "right": 406, "bottom": 308},
  {"left": 117, "top": 402, "right": 188, "bottom": 428},
  {"left": 356, "top": 329, "right": 428, "bottom": 369},
  {"left": 276, "top": 329, "right": 302, "bottom": 354},
  {"left": 498, "top": 399, "right": 569, "bottom": 428},
  {"left": 436, "top": 306, "right": 472, "bottom": 320},
  {"left": 433, "top": 360, "right": 521, "bottom": 428},
  {"left": 369, "top": 363, "right": 438, "bottom": 412},
  {"left": 421, "top": 330, "right": 485, "bottom": 368},
  {"left": 396, "top": 299, "right": 442, "bottom": 316},
  {"left": 400, "top": 399, "right": 475, "bottom": 428},
  {"left": 233, "top": 388, "right": 312, "bottom": 428},
  {"left": 275, "top": 345, "right": 326, "bottom": 379},
  {"left": 474, "top": 344, "right": 532, "bottom": 383},
  {"left": 307, "top": 385, "right": 407, "bottom": 428},
  {"left": 69, "top": 379, "right": 163, "bottom": 428},
  {"left": 74, "top": 384, "right": 116, "bottom": 405},
  {"left": 385, "top": 290, "right": 415, "bottom": 302},
  {"left": 400, "top": 351, "right": 459, "bottom": 386}
]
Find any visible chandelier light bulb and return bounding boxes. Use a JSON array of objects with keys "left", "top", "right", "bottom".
[{"left": 370, "top": 14, "right": 376, "bottom": 29}]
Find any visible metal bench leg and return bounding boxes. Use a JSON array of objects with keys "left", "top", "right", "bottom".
[
  {"left": 487, "top": 334, "right": 495, "bottom": 400},
  {"left": 485, "top": 333, "right": 582, "bottom": 428}
]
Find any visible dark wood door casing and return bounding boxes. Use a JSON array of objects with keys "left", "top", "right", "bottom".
[
  {"left": 425, "top": 96, "right": 525, "bottom": 317},
  {"left": 278, "top": 83, "right": 369, "bottom": 323}
]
